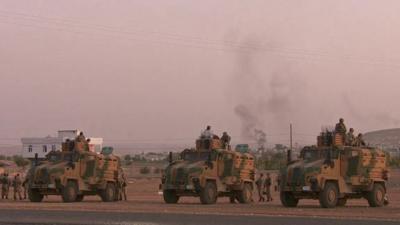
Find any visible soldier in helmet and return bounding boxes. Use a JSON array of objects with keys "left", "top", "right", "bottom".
[
  {"left": 346, "top": 128, "right": 356, "bottom": 146},
  {"left": 264, "top": 173, "right": 273, "bottom": 202},
  {"left": 355, "top": 133, "right": 366, "bottom": 147},
  {"left": 221, "top": 132, "right": 231, "bottom": 149},
  {"left": 1, "top": 173, "right": 10, "bottom": 199},
  {"left": 335, "top": 118, "right": 347, "bottom": 135},
  {"left": 255, "top": 173, "right": 265, "bottom": 202},
  {"left": 116, "top": 168, "right": 127, "bottom": 201},
  {"left": 13, "top": 174, "right": 23, "bottom": 200}
]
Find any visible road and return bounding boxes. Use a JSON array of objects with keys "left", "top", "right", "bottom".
[{"left": 0, "top": 209, "right": 398, "bottom": 225}]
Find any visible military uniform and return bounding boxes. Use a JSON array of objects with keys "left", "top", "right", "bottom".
[
  {"left": 264, "top": 175, "right": 273, "bottom": 202},
  {"left": 346, "top": 131, "right": 355, "bottom": 146},
  {"left": 1, "top": 174, "right": 10, "bottom": 199},
  {"left": 117, "top": 168, "right": 127, "bottom": 201},
  {"left": 355, "top": 134, "right": 366, "bottom": 147},
  {"left": 335, "top": 122, "right": 347, "bottom": 135},
  {"left": 221, "top": 132, "right": 231, "bottom": 149},
  {"left": 22, "top": 178, "right": 28, "bottom": 199},
  {"left": 13, "top": 175, "right": 23, "bottom": 200},
  {"left": 255, "top": 175, "right": 265, "bottom": 202}
]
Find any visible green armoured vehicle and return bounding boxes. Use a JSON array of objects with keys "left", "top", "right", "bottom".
[
  {"left": 280, "top": 132, "right": 389, "bottom": 208},
  {"left": 161, "top": 138, "right": 255, "bottom": 204},
  {"left": 26, "top": 139, "right": 125, "bottom": 203}
]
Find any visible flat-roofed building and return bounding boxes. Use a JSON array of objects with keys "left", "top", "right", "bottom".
[{"left": 21, "top": 130, "right": 103, "bottom": 159}]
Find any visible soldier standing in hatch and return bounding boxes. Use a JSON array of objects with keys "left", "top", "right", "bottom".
[
  {"left": 1, "top": 173, "right": 10, "bottom": 199},
  {"left": 221, "top": 132, "right": 231, "bottom": 149},
  {"left": 355, "top": 133, "right": 366, "bottom": 147},
  {"left": 255, "top": 173, "right": 265, "bottom": 202},
  {"left": 264, "top": 173, "right": 273, "bottom": 202},
  {"left": 346, "top": 128, "right": 356, "bottom": 146},
  {"left": 335, "top": 118, "right": 347, "bottom": 135},
  {"left": 13, "top": 174, "right": 23, "bottom": 200},
  {"left": 201, "top": 126, "right": 213, "bottom": 139}
]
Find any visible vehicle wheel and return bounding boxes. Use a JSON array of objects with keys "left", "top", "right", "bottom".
[
  {"left": 367, "top": 183, "right": 385, "bottom": 207},
  {"left": 28, "top": 188, "right": 44, "bottom": 202},
  {"left": 319, "top": 182, "right": 338, "bottom": 208},
  {"left": 62, "top": 180, "right": 78, "bottom": 203},
  {"left": 280, "top": 191, "right": 298, "bottom": 207},
  {"left": 75, "top": 195, "right": 84, "bottom": 202},
  {"left": 163, "top": 190, "right": 180, "bottom": 204},
  {"left": 200, "top": 181, "right": 217, "bottom": 204},
  {"left": 337, "top": 198, "right": 347, "bottom": 207},
  {"left": 237, "top": 183, "right": 253, "bottom": 204},
  {"left": 101, "top": 182, "right": 116, "bottom": 202}
]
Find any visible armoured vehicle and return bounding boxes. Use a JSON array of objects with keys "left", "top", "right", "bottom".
[
  {"left": 161, "top": 137, "right": 255, "bottom": 204},
  {"left": 26, "top": 139, "right": 125, "bottom": 203},
  {"left": 280, "top": 132, "right": 389, "bottom": 208}
]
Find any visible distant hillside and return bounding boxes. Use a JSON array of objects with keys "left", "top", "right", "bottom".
[{"left": 364, "top": 128, "right": 400, "bottom": 149}]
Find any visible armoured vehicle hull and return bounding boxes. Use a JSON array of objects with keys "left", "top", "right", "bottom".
[
  {"left": 27, "top": 141, "right": 124, "bottom": 203},
  {"left": 280, "top": 133, "right": 389, "bottom": 208},
  {"left": 161, "top": 138, "right": 255, "bottom": 204}
]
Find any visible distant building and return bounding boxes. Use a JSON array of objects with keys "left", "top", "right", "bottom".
[{"left": 21, "top": 130, "right": 103, "bottom": 159}]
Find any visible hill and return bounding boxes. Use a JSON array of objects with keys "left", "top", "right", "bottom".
[{"left": 364, "top": 128, "right": 400, "bottom": 149}]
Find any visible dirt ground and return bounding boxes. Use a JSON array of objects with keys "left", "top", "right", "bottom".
[{"left": 0, "top": 169, "right": 399, "bottom": 222}]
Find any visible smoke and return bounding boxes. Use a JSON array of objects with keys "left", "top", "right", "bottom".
[
  {"left": 254, "top": 129, "right": 267, "bottom": 151},
  {"left": 230, "top": 36, "right": 304, "bottom": 144}
]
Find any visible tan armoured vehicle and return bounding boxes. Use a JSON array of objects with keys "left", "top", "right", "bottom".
[
  {"left": 26, "top": 139, "right": 124, "bottom": 202},
  {"left": 280, "top": 131, "right": 389, "bottom": 208},
  {"left": 161, "top": 137, "right": 255, "bottom": 204}
]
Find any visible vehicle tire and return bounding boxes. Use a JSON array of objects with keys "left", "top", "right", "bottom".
[
  {"left": 337, "top": 198, "right": 347, "bottom": 207},
  {"left": 101, "top": 182, "right": 116, "bottom": 202},
  {"left": 237, "top": 183, "right": 253, "bottom": 204},
  {"left": 367, "top": 183, "right": 385, "bottom": 207},
  {"left": 319, "top": 182, "right": 339, "bottom": 208},
  {"left": 62, "top": 180, "right": 78, "bottom": 203},
  {"left": 28, "top": 188, "right": 44, "bottom": 202},
  {"left": 200, "top": 181, "right": 218, "bottom": 204},
  {"left": 280, "top": 191, "right": 299, "bottom": 207},
  {"left": 163, "top": 190, "right": 180, "bottom": 204},
  {"left": 75, "top": 194, "right": 84, "bottom": 202}
]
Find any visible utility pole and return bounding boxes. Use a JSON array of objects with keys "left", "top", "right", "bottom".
[{"left": 287, "top": 124, "right": 293, "bottom": 165}]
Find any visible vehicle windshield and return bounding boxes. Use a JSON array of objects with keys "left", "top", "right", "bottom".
[
  {"left": 182, "top": 151, "right": 211, "bottom": 162},
  {"left": 300, "top": 148, "right": 338, "bottom": 162}
]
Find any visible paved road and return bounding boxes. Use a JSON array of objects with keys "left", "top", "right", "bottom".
[{"left": 0, "top": 209, "right": 398, "bottom": 225}]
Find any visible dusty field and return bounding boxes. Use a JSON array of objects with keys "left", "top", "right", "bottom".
[{"left": 0, "top": 170, "right": 399, "bottom": 222}]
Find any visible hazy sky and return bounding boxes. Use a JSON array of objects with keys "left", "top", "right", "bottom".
[{"left": 1, "top": 0, "right": 400, "bottom": 147}]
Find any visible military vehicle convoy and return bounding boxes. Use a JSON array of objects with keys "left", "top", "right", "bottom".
[
  {"left": 26, "top": 138, "right": 125, "bottom": 203},
  {"left": 280, "top": 132, "right": 389, "bottom": 208},
  {"left": 161, "top": 137, "right": 255, "bottom": 204}
]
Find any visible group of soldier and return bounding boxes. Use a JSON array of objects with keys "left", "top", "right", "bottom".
[
  {"left": 335, "top": 118, "right": 366, "bottom": 147},
  {"left": 255, "top": 173, "right": 273, "bottom": 202},
  {"left": 1, "top": 173, "right": 26, "bottom": 201},
  {"left": 200, "top": 126, "right": 232, "bottom": 149}
]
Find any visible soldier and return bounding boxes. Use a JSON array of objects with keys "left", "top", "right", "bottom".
[
  {"left": 346, "top": 128, "right": 356, "bottom": 146},
  {"left": 76, "top": 132, "right": 86, "bottom": 142},
  {"left": 201, "top": 126, "right": 213, "bottom": 139},
  {"left": 264, "top": 173, "right": 273, "bottom": 202},
  {"left": 220, "top": 132, "right": 231, "bottom": 149},
  {"left": 22, "top": 177, "right": 28, "bottom": 199},
  {"left": 118, "top": 168, "right": 128, "bottom": 201},
  {"left": 13, "top": 174, "right": 23, "bottom": 200},
  {"left": 1, "top": 173, "right": 10, "bottom": 199},
  {"left": 335, "top": 118, "right": 347, "bottom": 135},
  {"left": 355, "top": 133, "right": 366, "bottom": 147},
  {"left": 255, "top": 173, "right": 265, "bottom": 202}
]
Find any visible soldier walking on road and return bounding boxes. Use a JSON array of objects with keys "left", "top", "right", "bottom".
[
  {"left": 13, "top": 174, "right": 23, "bottom": 200},
  {"left": 22, "top": 177, "right": 28, "bottom": 199},
  {"left": 117, "top": 168, "right": 127, "bottom": 201},
  {"left": 1, "top": 173, "right": 10, "bottom": 199},
  {"left": 264, "top": 173, "right": 273, "bottom": 202},
  {"left": 256, "top": 173, "right": 265, "bottom": 202}
]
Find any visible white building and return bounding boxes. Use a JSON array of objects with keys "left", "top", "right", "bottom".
[{"left": 21, "top": 130, "right": 103, "bottom": 159}]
